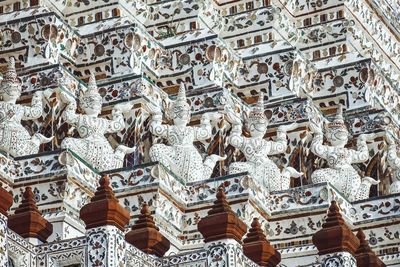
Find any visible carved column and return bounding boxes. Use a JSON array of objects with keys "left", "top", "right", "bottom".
[
  {"left": 312, "top": 201, "right": 360, "bottom": 267},
  {"left": 8, "top": 187, "right": 53, "bottom": 245},
  {"left": 198, "top": 185, "right": 247, "bottom": 267},
  {"left": 80, "top": 175, "right": 130, "bottom": 267},
  {"left": 0, "top": 183, "right": 13, "bottom": 266}
]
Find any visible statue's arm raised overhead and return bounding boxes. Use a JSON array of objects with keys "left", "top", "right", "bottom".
[
  {"left": 106, "top": 103, "right": 132, "bottom": 133},
  {"left": 224, "top": 105, "right": 245, "bottom": 149},
  {"left": 194, "top": 113, "right": 213, "bottom": 141},
  {"left": 351, "top": 133, "right": 374, "bottom": 163},
  {"left": 22, "top": 90, "right": 44, "bottom": 120},
  {"left": 386, "top": 132, "right": 400, "bottom": 168},
  {"left": 309, "top": 119, "right": 329, "bottom": 159},
  {"left": 146, "top": 100, "right": 168, "bottom": 138},
  {"left": 269, "top": 123, "right": 298, "bottom": 155},
  {"left": 60, "top": 91, "right": 79, "bottom": 125}
]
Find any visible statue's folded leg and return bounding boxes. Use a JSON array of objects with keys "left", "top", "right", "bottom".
[
  {"left": 229, "top": 162, "right": 252, "bottom": 175},
  {"left": 311, "top": 169, "right": 332, "bottom": 184},
  {"left": 149, "top": 144, "right": 175, "bottom": 169},
  {"left": 61, "top": 138, "right": 87, "bottom": 158}
]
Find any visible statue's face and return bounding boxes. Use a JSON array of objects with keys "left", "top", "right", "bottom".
[
  {"left": 326, "top": 127, "right": 348, "bottom": 147},
  {"left": 171, "top": 105, "right": 190, "bottom": 127},
  {"left": 246, "top": 119, "right": 268, "bottom": 138},
  {"left": 0, "top": 83, "right": 21, "bottom": 102},
  {"left": 80, "top": 95, "right": 102, "bottom": 116}
]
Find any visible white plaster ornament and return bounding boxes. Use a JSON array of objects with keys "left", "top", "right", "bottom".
[
  {"left": 385, "top": 132, "right": 400, "bottom": 194},
  {"left": 146, "top": 83, "right": 226, "bottom": 183},
  {"left": 224, "top": 93, "right": 302, "bottom": 193},
  {"left": 0, "top": 57, "right": 53, "bottom": 157},
  {"left": 59, "top": 74, "right": 135, "bottom": 172},
  {"left": 309, "top": 105, "right": 379, "bottom": 201}
]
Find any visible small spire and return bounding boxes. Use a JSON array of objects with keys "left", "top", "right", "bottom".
[
  {"left": 177, "top": 83, "right": 186, "bottom": 101},
  {"left": 312, "top": 201, "right": 359, "bottom": 256},
  {"left": 86, "top": 73, "right": 98, "bottom": 95},
  {"left": 80, "top": 175, "right": 130, "bottom": 231},
  {"left": 125, "top": 203, "right": 170, "bottom": 257},
  {"left": 0, "top": 182, "right": 13, "bottom": 217},
  {"left": 256, "top": 92, "right": 264, "bottom": 110},
  {"left": 8, "top": 187, "right": 53, "bottom": 243},
  {"left": 243, "top": 218, "right": 281, "bottom": 266},
  {"left": 198, "top": 184, "right": 247, "bottom": 243},
  {"left": 355, "top": 229, "right": 386, "bottom": 267}
]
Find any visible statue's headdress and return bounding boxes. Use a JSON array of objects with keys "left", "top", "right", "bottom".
[
  {"left": 248, "top": 92, "right": 267, "bottom": 124},
  {"left": 327, "top": 105, "right": 347, "bottom": 131},
  {"left": 80, "top": 74, "right": 101, "bottom": 101},
  {"left": 0, "top": 57, "right": 21, "bottom": 92},
  {"left": 169, "top": 83, "right": 190, "bottom": 119}
]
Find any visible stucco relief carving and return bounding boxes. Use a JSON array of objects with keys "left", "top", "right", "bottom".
[
  {"left": 309, "top": 105, "right": 379, "bottom": 201},
  {"left": 59, "top": 74, "right": 135, "bottom": 171},
  {"left": 0, "top": 57, "right": 53, "bottom": 157},
  {"left": 385, "top": 132, "right": 400, "bottom": 194},
  {"left": 145, "top": 83, "right": 225, "bottom": 183},
  {"left": 224, "top": 93, "right": 302, "bottom": 193}
]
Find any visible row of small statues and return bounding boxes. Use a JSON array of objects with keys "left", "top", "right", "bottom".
[{"left": 1, "top": 58, "right": 399, "bottom": 202}]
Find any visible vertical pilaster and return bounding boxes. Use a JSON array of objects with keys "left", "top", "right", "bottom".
[
  {"left": 80, "top": 175, "right": 130, "bottom": 267},
  {"left": 0, "top": 182, "right": 13, "bottom": 266},
  {"left": 86, "top": 225, "right": 126, "bottom": 267}
]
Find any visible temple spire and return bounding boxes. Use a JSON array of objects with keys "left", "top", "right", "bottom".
[
  {"left": 80, "top": 175, "right": 130, "bottom": 231},
  {"left": 8, "top": 187, "right": 53, "bottom": 243},
  {"left": 125, "top": 203, "right": 170, "bottom": 257}
]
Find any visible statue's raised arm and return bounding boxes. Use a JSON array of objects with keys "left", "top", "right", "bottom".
[
  {"left": 226, "top": 93, "right": 302, "bottom": 192},
  {"left": 0, "top": 57, "right": 52, "bottom": 157},
  {"left": 309, "top": 105, "right": 378, "bottom": 201}
]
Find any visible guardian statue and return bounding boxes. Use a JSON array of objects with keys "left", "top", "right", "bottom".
[
  {"left": 385, "top": 132, "right": 400, "bottom": 194},
  {"left": 0, "top": 57, "right": 52, "bottom": 157},
  {"left": 59, "top": 74, "right": 134, "bottom": 171},
  {"left": 309, "top": 105, "right": 379, "bottom": 201},
  {"left": 146, "top": 83, "right": 225, "bottom": 183},
  {"left": 224, "top": 93, "right": 302, "bottom": 192}
]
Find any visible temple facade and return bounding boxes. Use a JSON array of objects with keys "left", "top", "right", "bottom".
[{"left": 0, "top": 0, "right": 399, "bottom": 266}]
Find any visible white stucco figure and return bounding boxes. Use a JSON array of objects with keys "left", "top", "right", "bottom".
[
  {"left": 59, "top": 74, "right": 135, "bottom": 171},
  {"left": 309, "top": 105, "right": 379, "bottom": 201},
  {"left": 146, "top": 83, "right": 226, "bottom": 183},
  {"left": 385, "top": 132, "right": 400, "bottom": 194},
  {"left": 224, "top": 93, "right": 302, "bottom": 192},
  {"left": 0, "top": 57, "right": 52, "bottom": 157}
]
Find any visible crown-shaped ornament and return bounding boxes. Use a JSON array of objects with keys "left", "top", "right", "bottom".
[
  {"left": 80, "top": 73, "right": 101, "bottom": 100},
  {"left": 1, "top": 57, "right": 21, "bottom": 90},
  {"left": 171, "top": 83, "right": 190, "bottom": 111},
  {"left": 248, "top": 92, "right": 267, "bottom": 122},
  {"left": 327, "top": 105, "right": 346, "bottom": 130}
]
